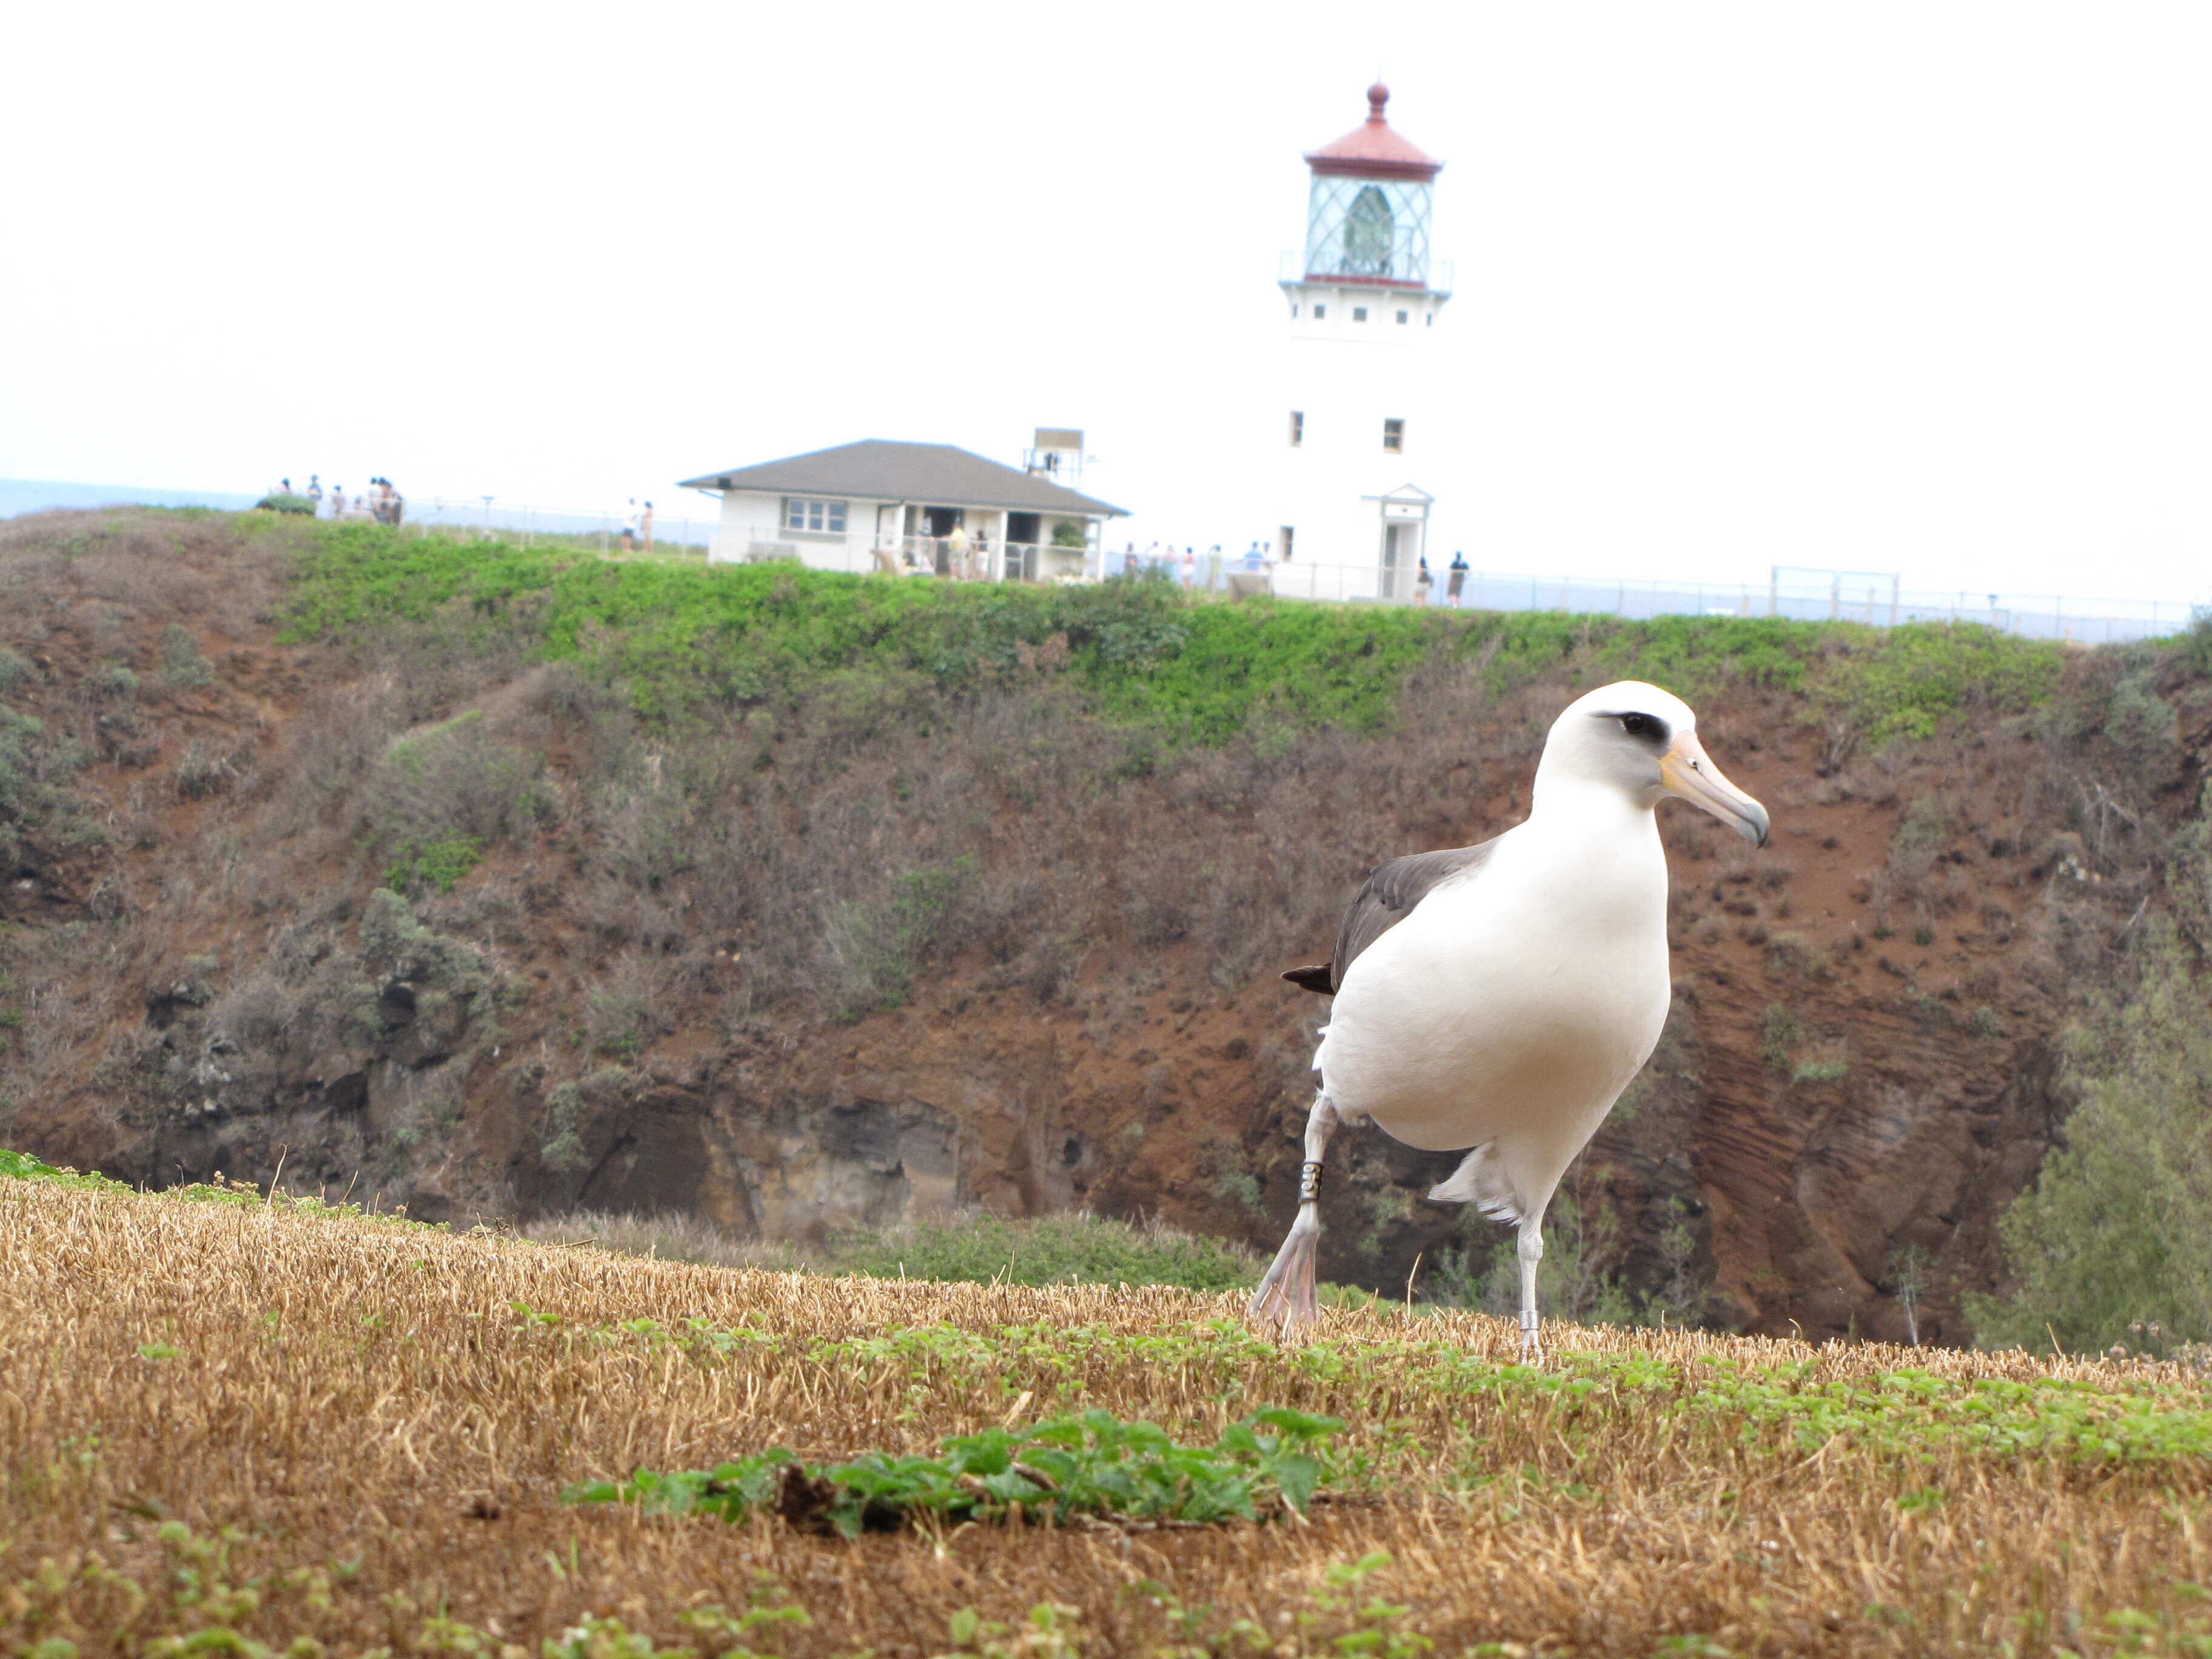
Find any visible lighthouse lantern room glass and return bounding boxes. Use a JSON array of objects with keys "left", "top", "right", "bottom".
[{"left": 1302, "top": 175, "right": 1433, "bottom": 286}]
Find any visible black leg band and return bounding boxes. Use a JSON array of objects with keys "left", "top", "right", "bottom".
[{"left": 1298, "top": 1160, "right": 1324, "bottom": 1203}]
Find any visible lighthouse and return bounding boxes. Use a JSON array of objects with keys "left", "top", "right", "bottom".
[{"left": 1273, "top": 84, "right": 1452, "bottom": 599}]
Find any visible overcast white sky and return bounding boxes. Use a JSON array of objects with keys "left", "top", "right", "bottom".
[{"left": 5, "top": 2, "right": 2207, "bottom": 600}]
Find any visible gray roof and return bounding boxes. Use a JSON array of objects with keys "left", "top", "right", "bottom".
[{"left": 679, "top": 440, "right": 1126, "bottom": 517}]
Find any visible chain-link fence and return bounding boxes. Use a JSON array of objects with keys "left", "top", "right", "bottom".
[
  {"left": 1257, "top": 558, "right": 2194, "bottom": 644},
  {"left": 391, "top": 497, "right": 715, "bottom": 552}
]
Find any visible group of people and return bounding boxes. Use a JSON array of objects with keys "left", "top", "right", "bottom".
[
  {"left": 274, "top": 475, "right": 406, "bottom": 526},
  {"left": 1409, "top": 551, "right": 1473, "bottom": 608},
  {"left": 1116, "top": 542, "right": 1276, "bottom": 590},
  {"left": 883, "top": 523, "right": 994, "bottom": 580},
  {"left": 1110, "top": 540, "right": 1476, "bottom": 606}
]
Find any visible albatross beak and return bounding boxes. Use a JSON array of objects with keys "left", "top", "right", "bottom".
[{"left": 1660, "top": 732, "right": 1771, "bottom": 847}]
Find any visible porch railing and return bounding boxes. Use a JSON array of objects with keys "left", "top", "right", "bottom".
[{"left": 723, "top": 531, "right": 1090, "bottom": 583}]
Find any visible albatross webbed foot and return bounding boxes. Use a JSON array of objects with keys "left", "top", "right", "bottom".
[
  {"left": 1250, "top": 1157, "right": 1326, "bottom": 1335},
  {"left": 1517, "top": 1308, "right": 1544, "bottom": 1366},
  {"left": 1250, "top": 1214, "right": 1321, "bottom": 1332}
]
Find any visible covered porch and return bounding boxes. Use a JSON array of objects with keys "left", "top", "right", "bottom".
[{"left": 872, "top": 503, "right": 1099, "bottom": 581}]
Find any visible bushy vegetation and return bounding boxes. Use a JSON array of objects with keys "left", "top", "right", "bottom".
[
  {"left": 281, "top": 520, "right": 2067, "bottom": 745},
  {"left": 1971, "top": 926, "right": 2212, "bottom": 1357},
  {"left": 833, "top": 1208, "right": 1262, "bottom": 1290}
]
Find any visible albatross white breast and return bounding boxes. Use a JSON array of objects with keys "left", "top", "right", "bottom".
[{"left": 1253, "top": 680, "right": 1769, "bottom": 1357}]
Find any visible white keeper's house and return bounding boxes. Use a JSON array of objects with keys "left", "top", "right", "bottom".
[{"left": 680, "top": 438, "right": 1127, "bottom": 582}]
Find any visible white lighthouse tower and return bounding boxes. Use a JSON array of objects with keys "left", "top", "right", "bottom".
[{"left": 1273, "top": 84, "right": 1452, "bottom": 598}]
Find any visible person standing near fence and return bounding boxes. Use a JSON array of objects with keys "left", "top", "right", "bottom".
[
  {"left": 1447, "top": 550, "right": 1469, "bottom": 608},
  {"left": 641, "top": 501, "right": 654, "bottom": 553},
  {"left": 620, "top": 500, "right": 640, "bottom": 553},
  {"left": 330, "top": 484, "right": 346, "bottom": 520},
  {"left": 307, "top": 475, "right": 323, "bottom": 511},
  {"left": 1415, "top": 555, "right": 1433, "bottom": 607}
]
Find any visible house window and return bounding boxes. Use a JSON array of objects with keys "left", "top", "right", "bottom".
[
  {"left": 1425, "top": 312, "right": 1433, "bottom": 326},
  {"left": 1290, "top": 303, "right": 1299, "bottom": 317},
  {"left": 1352, "top": 306, "right": 1368, "bottom": 322},
  {"left": 1382, "top": 419, "right": 1404, "bottom": 454},
  {"left": 1396, "top": 310, "right": 1409, "bottom": 325},
  {"left": 783, "top": 498, "right": 847, "bottom": 534},
  {"left": 1313, "top": 303, "right": 1327, "bottom": 320},
  {"left": 1289, "top": 411, "right": 1304, "bottom": 447}
]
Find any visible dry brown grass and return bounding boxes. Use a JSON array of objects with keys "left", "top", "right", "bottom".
[{"left": 3, "top": 1180, "right": 2208, "bottom": 1657}]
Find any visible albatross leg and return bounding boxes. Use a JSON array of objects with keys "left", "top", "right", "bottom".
[
  {"left": 1515, "top": 1212, "right": 1545, "bottom": 1364},
  {"left": 1249, "top": 1093, "right": 1341, "bottom": 1334}
]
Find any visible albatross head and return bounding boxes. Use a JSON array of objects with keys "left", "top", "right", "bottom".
[{"left": 1537, "top": 680, "right": 1771, "bottom": 846}]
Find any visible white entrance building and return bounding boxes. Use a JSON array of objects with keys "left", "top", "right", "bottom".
[
  {"left": 680, "top": 440, "right": 1126, "bottom": 581},
  {"left": 1269, "top": 84, "right": 1454, "bottom": 602}
]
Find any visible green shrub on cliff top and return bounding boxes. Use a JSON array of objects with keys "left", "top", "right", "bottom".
[
  {"left": 282, "top": 521, "right": 2063, "bottom": 743},
  {"left": 1809, "top": 621, "right": 2061, "bottom": 745}
]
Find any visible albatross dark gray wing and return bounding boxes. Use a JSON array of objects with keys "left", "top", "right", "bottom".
[{"left": 1281, "top": 837, "right": 1502, "bottom": 996}]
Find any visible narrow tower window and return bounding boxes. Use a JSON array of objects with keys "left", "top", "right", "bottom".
[
  {"left": 1289, "top": 411, "right": 1304, "bottom": 447},
  {"left": 1279, "top": 526, "right": 1295, "bottom": 561},
  {"left": 1382, "top": 419, "right": 1404, "bottom": 454}
]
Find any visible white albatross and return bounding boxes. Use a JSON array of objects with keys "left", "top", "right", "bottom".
[{"left": 1252, "top": 680, "right": 1769, "bottom": 1357}]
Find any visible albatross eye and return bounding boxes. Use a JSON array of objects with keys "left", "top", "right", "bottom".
[{"left": 1620, "top": 712, "right": 1668, "bottom": 744}]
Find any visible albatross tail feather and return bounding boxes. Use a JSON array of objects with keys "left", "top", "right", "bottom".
[{"left": 1428, "top": 1143, "right": 1523, "bottom": 1223}]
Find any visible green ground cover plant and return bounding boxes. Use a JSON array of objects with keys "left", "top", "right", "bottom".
[
  {"left": 520, "top": 1303, "right": 2212, "bottom": 1470},
  {"left": 563, "top": 1405, "right": 1343, "bottom": 1536}
]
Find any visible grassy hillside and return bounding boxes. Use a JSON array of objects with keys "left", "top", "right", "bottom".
[
  {"left": 281, "top": 517, "right": 2068, "bottom": 743},
  {"left": 2, "top": 507, "right": 2207, "bottom": 1355}
]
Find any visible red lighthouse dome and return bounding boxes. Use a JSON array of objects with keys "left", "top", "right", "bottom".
[{"left": 1303, "top": 82, "right": 1443, "bottom": 182}]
